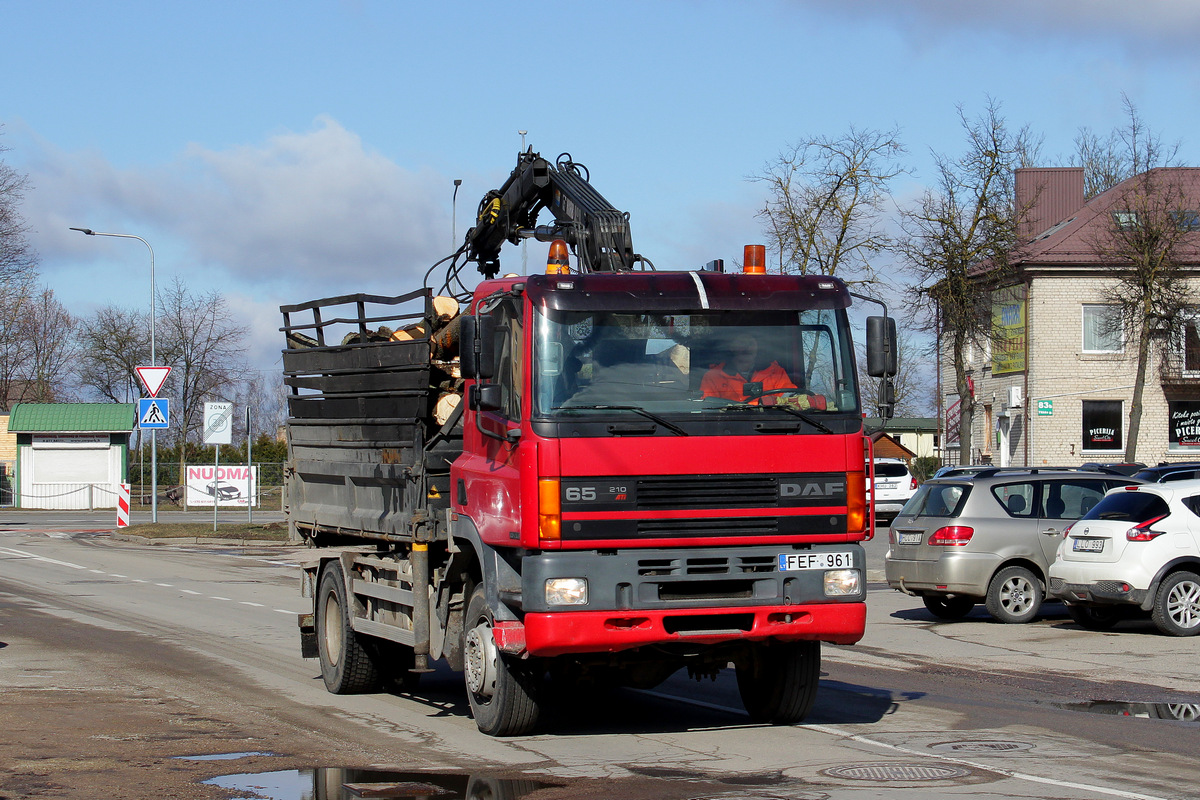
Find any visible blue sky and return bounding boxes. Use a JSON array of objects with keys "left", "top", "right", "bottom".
[{"left": 5, "top": 0, "right": 1200, "bottom": 381}]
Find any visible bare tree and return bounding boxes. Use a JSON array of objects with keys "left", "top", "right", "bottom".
[
  {"left": 1072, "top": 94, "right": 1182, "bottom": 198},
  {"left": 1090, "top": 170, "right": 1199, "bottom": 462},
  {"left": 753, "top": 127, "right": 907, "bottom": 285},
  {"left": 858, "top": 327, "right": 933, "bottom": 420},
  {"left": 0, "top": 132, "right": 37, "bottom": 288},
  {"left": 155, "top": 279, "right": 249, "bottom": 469},
  {"left": 76, "top": 305, "right": 152, "bottom": 404},
  {"left": 22, "top": 288, "right": 78, "bottom": 402},
  {"left": 899, "top": 99, "right": 1037, "bottom": 464}
]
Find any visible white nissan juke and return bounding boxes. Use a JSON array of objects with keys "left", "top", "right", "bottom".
[{"left": 1048, "top": 479, "right": 1200, "bottom": 636}]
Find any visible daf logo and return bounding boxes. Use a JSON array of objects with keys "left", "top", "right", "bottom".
[{"left": 780, "top": 482, "right": 845, "bottom": 497}]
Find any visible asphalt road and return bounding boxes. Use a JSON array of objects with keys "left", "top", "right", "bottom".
[{"left": 1, "top": 518, "right": 1198, "bottom": 800}]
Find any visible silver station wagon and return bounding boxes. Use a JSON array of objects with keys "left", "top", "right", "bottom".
[{"left": 884, "top": 469, "right": 1140, "bottom": 623}]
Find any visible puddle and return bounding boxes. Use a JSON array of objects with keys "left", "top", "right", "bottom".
[
  {"left": 175, "top": 751, "right": 277, "bottom": 761},
  {"left": 1054, "top": 700, "right": 1200, "bottom": 725},
  {"left": 205, "top": 768, "right": 559, "bottom": 800}
]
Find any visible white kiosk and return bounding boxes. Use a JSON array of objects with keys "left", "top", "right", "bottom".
[{"left": 8, "top": 403, "right": 135, "bottom": 510}]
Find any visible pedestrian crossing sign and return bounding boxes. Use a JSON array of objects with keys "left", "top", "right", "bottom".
[{"left": 138, "top": 397, "right": 170, "bottom": 429}]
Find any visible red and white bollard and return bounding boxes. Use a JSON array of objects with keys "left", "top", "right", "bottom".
[{"left": 117, "top": 483, "right": 130, "bottom": 528}]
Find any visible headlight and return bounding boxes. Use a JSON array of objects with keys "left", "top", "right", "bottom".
[
  {"left": 545, "top": 577, "right": 588, "bottom": 605},
  {"left": 824, "top": 569, "right": 861, "bottom": 596}
]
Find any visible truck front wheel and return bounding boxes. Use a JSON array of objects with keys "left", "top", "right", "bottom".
[
  {"left": 736, "top": 640, "right": 820, "bottom": 724},
  {"left": 317, "top": 563, "right": 381, "bottom": 693},
  {"left": 462, "top": 585, "right": 541, "bottom": 736}
]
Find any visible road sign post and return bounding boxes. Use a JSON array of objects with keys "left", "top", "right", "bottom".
[{"left": 204, "top": 402, "right": 234, "bottom": 532}]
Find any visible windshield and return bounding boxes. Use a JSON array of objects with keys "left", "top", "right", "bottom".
[{"left": 532, "top": 307, "right": 859, "bottom": 418}]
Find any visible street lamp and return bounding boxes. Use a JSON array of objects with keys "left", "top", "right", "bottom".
[
  {"left": 452, "top": 179, "right": 462, "bottom": 249},
  {"left": 70, "top": 227, "right": 160, "bottom": 523}
]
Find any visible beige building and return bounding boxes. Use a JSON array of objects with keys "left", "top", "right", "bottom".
[{"left": 940, "top": 167, "right": 1200, "bottom": 468}]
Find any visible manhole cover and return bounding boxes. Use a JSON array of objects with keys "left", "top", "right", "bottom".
[
  {"left": 930, "top": 740, "right": 1034, "bottom": 754},
  {"left": 822, "top": 763, "right": 971, "bottom": 782}
]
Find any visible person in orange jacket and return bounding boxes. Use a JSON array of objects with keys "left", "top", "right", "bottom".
[{"left": 701, "top": 333, "right": 796, "bottom": 403}]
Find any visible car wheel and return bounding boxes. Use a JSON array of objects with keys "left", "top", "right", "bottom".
[
  {"left": 985, "top": 566, "right": 1043, "bottom": 624},
  {"left": 1151, "top": 571, "right": 1200, "bottom": 637},
  {"left": 1065, "top": 603, "right": 1121, "bottom": 631},
  {"left": 922, "top": 595, "right": 975, "bottom": 620}
]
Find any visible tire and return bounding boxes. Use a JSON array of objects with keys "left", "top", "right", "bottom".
[
  {"left": 1065, "top": 603, "right": 1121, "bottom": 631},
  {"left": 922, "top": 595, "right": 975, "bottom": 620},
  {"left": 462, "top": 584, "right": 542, "bottom": 736},
  {"left": 985, "top": 566, "right": 1043, "bottom": 624},
  {"left": 1151, "top": 571, "right": 1200, "bottom": 637},
  {"left": 317, "top": 562, "right": 381, "bottom": 693},
  {"left": 736, "top": 640, "right": 820, "bottom": 724}
]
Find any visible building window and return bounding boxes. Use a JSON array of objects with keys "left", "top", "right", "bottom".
[
  {"left": 1170, "top": 310, "right": 1200, "bottom": 376},
  {"left": 1112, "top": 210, "right": 1139, "bottom": 230},
  {"left": 1169, "top": 400, "right": 1200, "bottom": 452},
  {"left": 1171, "top": 210, "right": 1200, "bottom": 231},
  {"left": 1083, "top": 305, "right": 1123, "bottom": 353},
  {"left": 1082, "top": 400, "right": 1123, "bottom": 452}
]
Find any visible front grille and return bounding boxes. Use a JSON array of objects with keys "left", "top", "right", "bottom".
[
  {"left": 637, "top": 553, "right": 779, "bottom": 577},
  {"left": 637, "top": 516, "right": 779, "bottom": 537},
  {"left": 637, "top": 475, "right": 778, "bottom": 510}
]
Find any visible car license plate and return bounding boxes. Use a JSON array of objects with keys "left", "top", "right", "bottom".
[
  {"left": 778, "top": 551, "right": 854, "bottom": 570},
  {"left": 877, "top": 481, "right": 896, "bottom": 489},
  {"left": 1072, "top": 538, "right": 1104, "bottom": 553},
  {"left": 898, "top": 531, "right": 923, "bottom": 545}
]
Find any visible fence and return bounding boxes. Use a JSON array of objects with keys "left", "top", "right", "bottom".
[
  {"left": 128, "top": 461, "right": 286, "bottom": 511},
  {"left": 0, "top": 462, "right": 284, "bottom": 511}
]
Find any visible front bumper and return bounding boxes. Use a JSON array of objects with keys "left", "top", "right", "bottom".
[{"left": 519, "top": 601, "right": 866, "bottom": 656}]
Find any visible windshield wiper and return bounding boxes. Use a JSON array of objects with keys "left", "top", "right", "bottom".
[
  {"left": 718, "top": 401, "right": 833, "bottom": 433},
  {"left": 553, "top": 405, "right": 689, "bottom": 436}
]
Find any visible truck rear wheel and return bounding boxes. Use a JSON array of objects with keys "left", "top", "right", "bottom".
[
  {"left": 736, "top": 640, "right": 820, "bottom": 724},
  {"left": 317, "top": 563, "right": 381, "bottom": 693},
  {"left": 462, "top": 585, "right": 541, "bottom": 736}
]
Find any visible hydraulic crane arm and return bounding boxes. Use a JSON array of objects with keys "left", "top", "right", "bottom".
[{"left": 464, "top": 150, "right": 638, "bottom": 277}]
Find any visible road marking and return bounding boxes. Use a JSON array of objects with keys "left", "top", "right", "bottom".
[
  {"left": 210, "top": 596, "right": 232, "bottom": 602},
  {"left": 156, "top": 583, "right": 172, "bottom": 587},
  {"left": 109, "top": 574, "right": 127, "bottom": 578},
  {"left": 240, "top": 601, "right": 264, "bottom": 607},
  {"left": 275, "top": 609, "right": 296, "bottom": 615},
  {"left": 0, "top": 546, "right": 87, "bottom": 570},
  {"left": 639, "top": 690, "right": 1171, "bottom": 800},
  {"left": 181, "top": 589, "right": 201, "bottom": 595}
]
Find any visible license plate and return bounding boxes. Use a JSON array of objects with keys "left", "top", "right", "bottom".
[
  {"left": 877, "top": 481, "right": 897, "bottom": 489},
  {"left": 778, "top": 551, "right": 854, "bottom": 570},
  {"left": 898, "top": 531, "right": 923, "bottom": 545},
  {"left": 1072, "top": 538, "right": 1105, "bottom": 553}
]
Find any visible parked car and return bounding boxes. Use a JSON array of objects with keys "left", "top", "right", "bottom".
[
  {"left": 930, "top": 464, "right": 994, "bottom": 480},
  {"left": 871, "top": 458, "right": 918, "bottom": 526},
  {"left": 1048, "top": 479, "right": 1200, "bottom": 636},
  {"left": 1130, "top": 461, "right": 1200, "bottom": 483},
  {"left": 1078, "top": 462, "right": 1147, "bottom": 476},
  {"left": 885, "top": 469, "right": 1141, "bottom": 623}
]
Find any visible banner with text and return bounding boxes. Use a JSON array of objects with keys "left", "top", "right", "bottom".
[{"left": 185, "top": 465, "right": 258, "bottom": 507}]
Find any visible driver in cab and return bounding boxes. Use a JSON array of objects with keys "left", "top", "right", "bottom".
[{"left": 700, "top": 333, "right": 826, "bottom": 409}]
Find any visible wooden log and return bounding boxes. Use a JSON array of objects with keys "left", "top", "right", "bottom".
[
  {"left": 432, "top": 314, "right": 463, "bottom": 359},
  {"left": 434, "top": 392, "right": 461, "bottom": 425},
  {"left": 390, "top": 321, "right": 428, "bottom": 342},
  {"left": 432, "top": 295, "right": 460, "bottom": 322}
]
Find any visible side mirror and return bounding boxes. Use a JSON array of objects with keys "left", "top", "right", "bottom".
[
  {"left": 459, "top": 314, "right": 496, "bottom": 379},
  {"left": 879, "top": 377, "right": 896, "bottom": 419},
  {"left": 866, "top": 316, "right": 898, "bottom": 378},
  {"left": 470, "top": 383, "right": 503, "bottom": 412}
]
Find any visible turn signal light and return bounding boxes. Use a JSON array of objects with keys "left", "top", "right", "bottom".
[
  {"left": 539, "top": 478, "right": 562, "bottom": 541},
  {"left": 546, "top": 239, "right": 570, "bottom": 274},
  {"left": 846, "top": 470, "right": 867, "bottom": 534},
  {"left": 929, "top": 526, "right": 974, "bottom": 546},
  {"left": 743, "top": 244, "right": 766, "bottom": 274}
]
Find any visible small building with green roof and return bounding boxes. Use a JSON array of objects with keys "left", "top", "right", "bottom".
[{"left": 8, "top": 403, "right": 135, "bottom": 509}]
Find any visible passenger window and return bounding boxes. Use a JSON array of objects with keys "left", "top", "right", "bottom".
[
  {"left": 1043, "top": 480, "right": 1107, "bottom": 520},
  {"left": 993, "top": 483, "right": 1035, "bottom": 518}
]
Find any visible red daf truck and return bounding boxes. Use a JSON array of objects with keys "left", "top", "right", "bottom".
[{"left": 283, "top": 151, "right": 897, "bottom": 735}]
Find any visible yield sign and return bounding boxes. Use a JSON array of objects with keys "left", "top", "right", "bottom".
[{"left": 136, "top": 366, "right": 171, "bottom": 397}]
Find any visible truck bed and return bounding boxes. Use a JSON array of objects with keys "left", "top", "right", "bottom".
[{"left": 281, "top": 289, "right": 459, "bottom": 542}]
